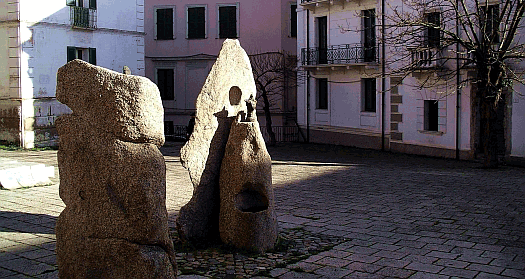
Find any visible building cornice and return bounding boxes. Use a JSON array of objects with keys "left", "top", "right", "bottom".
[
  {"left": 0, "top": 20, "right": 145, "bottom": 36},
  {"left": 147, "top": 54, "right": 218, "bottom": 61}
]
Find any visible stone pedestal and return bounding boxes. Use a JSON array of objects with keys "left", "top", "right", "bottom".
[
  {"left": 219, "top": 115, "right": 277, "bottom": 252},
  {"left": 55, "top": 60, "right": 176, "bottom": 278}
]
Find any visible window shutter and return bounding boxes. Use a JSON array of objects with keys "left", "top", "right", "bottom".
[
  {"left": 188, "top": 7, "right": 205, "bottom": 39},
  {"left": 67, "top": 46, "right": 76, "bottom": 62},
  {"left": 66, "top": 0, "right": 75, "bottom": 6},
  {"left": 166, "top": 9, "right": 173, "bottom": 39},
  {"left": 89, "top": 48, "right": 96, "bottom": 65},
  {"left": 89, "top": 0, "right": 96, "bottom": 10},
  {"left": 219, "top": 6, "right": 237, "bottom": 38},
  {"left": 166, "top": 69, "right": 174, "bottom": 100}
]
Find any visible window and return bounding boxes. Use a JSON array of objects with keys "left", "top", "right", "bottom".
[
  {"left": 363, "top": 9, "right": 376, "bottom": 62},
  {"left": 316, "top": 78, "right": 328, "bottom": 110},
  {"left": 424, "top": 100, "right": 439, "bottom": 131},
  {"left": 425, "top": 12, "right": 441, "bottom": 47},
  {"left": 218, "top": 4, "right": 238, "bottom": 38},
  {"left": 187, "top": 6, "right": 206, "bottom": 39},
  {"left": 164, "top": 121, "right": 174, "bottom": 136},
  {"left": 67, "top": 46, "right": 96, "bottom": 65},
  {"left": 157, "top": 69, "right": 174, "bottom": 100},
  {"left": 363, "top": 78, "right": 376, "bottom": 112},
  {"left": 482, "top": 4, "right": 500, "bottom": 43},
  {"left": 290, "top": 3, "right": 297, "bottom": 38},
  {"left": 156, "top": 8, "right": 174, "bottom": 40},
  {"left": 69, "top": 0, "right": 96, "bottom": 28}
]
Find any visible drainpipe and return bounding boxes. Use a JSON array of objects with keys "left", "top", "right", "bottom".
[
  {"left": 455, "top": 0, "right": 461, "bottom": 160},
  {"left": 306, "top": 8, "right": 310, "bottom": 143},
  {"left": 381, "top": 0, "right": 386, "bottom": 151}
]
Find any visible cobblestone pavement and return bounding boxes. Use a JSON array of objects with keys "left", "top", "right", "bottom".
[{"left": 1, "top": 142, "right": 524, "bottom": 278}]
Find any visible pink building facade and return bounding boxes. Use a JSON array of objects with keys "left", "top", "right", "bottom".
[{"left": 144, "top": 0, "right": 298, "bottom": 135}]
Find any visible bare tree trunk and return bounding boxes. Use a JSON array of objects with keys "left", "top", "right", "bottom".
[
  {"left": 481, "top": 98, "right": 499, "bottom": 168},
  {"left": 261, "top": 91, "right": 276, "bottom": 146}
]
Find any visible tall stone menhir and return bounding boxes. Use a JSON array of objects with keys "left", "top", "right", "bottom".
[
  {"left": 177, "top": 39, "right": 256, "bottom": 244},
  {"left": 177, "top": 39, "right": 277, "bottom": 251},
  {"left": 55, "top": 60, "right": 177, "bottom": 278}
]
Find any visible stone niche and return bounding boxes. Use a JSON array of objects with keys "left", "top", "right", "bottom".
[{"left": 55, "top": 59, "right": 176, "bottom": 278}]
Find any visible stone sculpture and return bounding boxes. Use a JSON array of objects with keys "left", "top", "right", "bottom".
[
  {"left": 177, "top": 39, "right": 256, "bottom": 244},
  {"left": 55, "top": 59, "right": 176, "bottom": 278},
  {"left": 123, "top": 65, "right": 131, "bottom": 75},
  {"left": 219, "top": 97, "right": 277, "bottom": 252}
]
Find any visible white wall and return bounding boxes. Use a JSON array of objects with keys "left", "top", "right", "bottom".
[
  {"left": 0, "top": 0, "right": 147, "bottom": 147},
  {"left": 511, "top": 84, "right": 525, "bottom": 157},
  {"left": 397, "top": 76, "right": 472, "bottom": 151}
]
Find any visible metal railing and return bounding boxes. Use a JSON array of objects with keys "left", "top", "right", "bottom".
[
  {"left": 410, "top": 47, "right": 442, "bottom": 68},
  {"left": 166, "top": 125, "right": 300, "bottom": 143},
  {"left": 260, "top": 125, "right": 300, "bottom": 143},
  {"left": 70, "top": 6, "right": 96, "bottom": 29},
  {"left": 301, "top": 44, "right": 379, "bottom": 66}
]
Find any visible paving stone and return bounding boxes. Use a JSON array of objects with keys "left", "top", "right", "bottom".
[
  {"left": 466, "top": 263, "right": 504, "bottom": 274},
  {"left": 0, "top": 267, "right": 18, "bottom": 278},
  {"left": 408, "top": 271, "right": 450, "bottom": 279},
  {"left": 2, "top": 143, "right": 525, "bottom": 278},
  {"left": 345, "top": 262, "right": 383, "bottom": 273},
  {"left": 375, "top": 266, "right": 415, "bottom": 278},
  {"left": 406, "top": 262, "right": 444, "bottom": 273},
  {"left": 343, "top": 271, "right": 384, "bottom": 279},
  {"left": 279, "top": 271, "right": 320, "bottom": 279},
  {"left": 439, "top": 266, "right": 479, "bottom": 278},
  {"left": 315, "top": 256, "right": 352, "bottom": 268},
  {"left": 313, "top": 266, "right": 352, "bottom": 278},
  {"left": 0, "top": 258, "right": 55, "bottom": 276},
  {"left": 426, "top": 250, "right": 461, "bottom": 259},
  {"left": 269, "top": 268, "right": 289, "bottom": 277}
]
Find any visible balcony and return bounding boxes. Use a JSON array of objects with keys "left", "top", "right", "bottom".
[
  {"left": 301, "top": 44, "right": 379, "bottom": 69},
  {"left": 70, "top": 6, "right": 96, "bottom": 29},
  {"left": 300, "top": 0, "right": 359, "bottom": 10},
  {"left": 409, "top": 47, "right": 442, "bottom": 69}
]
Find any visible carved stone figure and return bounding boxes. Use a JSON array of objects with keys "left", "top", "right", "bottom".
[{"left": 55, "top": 59, "right": 176, "bottom": 278}]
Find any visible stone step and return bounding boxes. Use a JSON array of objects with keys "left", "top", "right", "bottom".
[{"left": 0, "top": 159, "right": 55, "bottom": 190}]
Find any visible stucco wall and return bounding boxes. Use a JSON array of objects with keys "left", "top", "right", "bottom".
[
  {"left": 511, "top": 84, "right": 525, "bottom": 157},
  {"left": 0, "top": 0, "right": 146, "bottom": 147}
]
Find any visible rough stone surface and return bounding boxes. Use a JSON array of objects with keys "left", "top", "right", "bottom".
[
  {"left": 55, "top": 60, "right": 176, "bottom": 278},
  {"left": 177, "top": 39, "right": 256, "bottom": 244},
  {"left": 219, "top": 114, "right": 278, "bottom": 252},
  {"left": 56, "top": 59, "right": 164, "bottom": 147},
  {"left": 123, "top": 65, "right": 132, "bottom": 75}
]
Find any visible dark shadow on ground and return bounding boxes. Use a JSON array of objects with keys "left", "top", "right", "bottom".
[
  {"left": 162, "top": 142, "right": 525, "bottom": 277},
  {"left": 0, "top": 211, "right": 56, "bottom": 234}
]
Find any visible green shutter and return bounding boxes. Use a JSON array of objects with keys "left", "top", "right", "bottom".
[
  {"left": 89, "top": 0, "right": 96, "bottom": 10},
  {"left": 67, "top": 46, "right": 76, "bottom": 62},
  {"left": 66, "top": 0, "right": 75, "bottom": 6},
  {"left": 89, "top": 48, "right": 96, "bottom": 65}
]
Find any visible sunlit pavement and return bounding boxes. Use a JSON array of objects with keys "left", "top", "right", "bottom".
[{"left": 1, "top": 142, "right": 524, "bottom": 278}]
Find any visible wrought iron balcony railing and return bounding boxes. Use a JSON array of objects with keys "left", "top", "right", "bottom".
[
  {"left": 301, "top": 44, "right": 379, "bottom": 66},
  {"left": 70, "top": 6, "right": 96, "bottom": 29},
  {"left": 410, "top": 47, "right": 442, "bottom": 69}
]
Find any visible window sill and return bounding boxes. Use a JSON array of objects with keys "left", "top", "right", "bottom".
[
  {"left": 187, "top": 37, "right": 207, "bottom": 40},
  {"left": 418, "top": 130, "right": 444, "bottom": 136},
  {"left": 361, "top": 111, "right": 377, "bottom": 115},
  {"left": 155, "top": 38, "right": 175, "bottom": 41}
]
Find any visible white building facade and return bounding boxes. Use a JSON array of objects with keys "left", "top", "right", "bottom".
[
  {"left": 296, "top": 0, "right": 525, "bottom": 164},
  {"left": 0, "top": 0, "right": 146, "bottom": 148}
]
